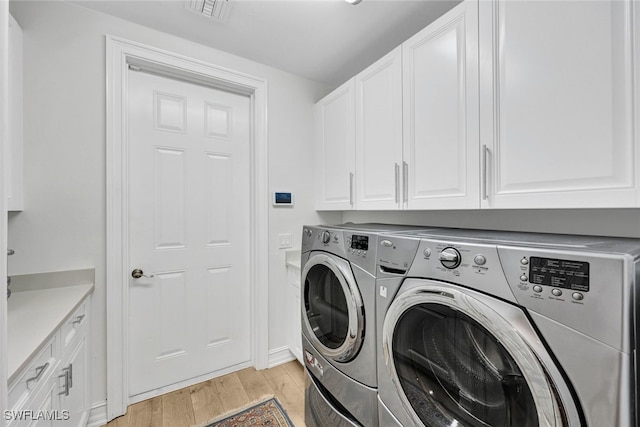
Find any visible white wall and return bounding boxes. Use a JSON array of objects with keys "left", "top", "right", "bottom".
[
  {"left": 343, "top": 209, "right": 640, "bottom": 238},
  {"left": 7, "top": 0, "right": 339, "bottom": 410}
]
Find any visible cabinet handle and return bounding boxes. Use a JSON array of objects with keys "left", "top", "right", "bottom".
[
  {"left": 403, "top": 161, "right": 409, "bottom": 203},
  {"left": 27, "top": 362, "right": 49, "bottom": 386},
  {"left": 394, "top": 164, "right": 400, "bottom": 204},
  {"left": 349, "top": 173, "right": 354, "bottom": 206},
  {"left": 68, "top": 363, "right": 73, "bottom": 388},
  {"left": 72, "top": 314, "right": 86, "bottom": 325},
  {"left": 482, "top": 145, "right": 489, "bottom": 201},
  {"left": 58, "top": 366, "right": 70, "bottom": 396}
]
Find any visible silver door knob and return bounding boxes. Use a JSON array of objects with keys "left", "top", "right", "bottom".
[{"left": 131, "top": 269, "right": 154, "bottom": 279}]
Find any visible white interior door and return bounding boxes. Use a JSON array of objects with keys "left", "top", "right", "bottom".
[{"left": 127, "top": 69, "right": 251, "bottom": 397}]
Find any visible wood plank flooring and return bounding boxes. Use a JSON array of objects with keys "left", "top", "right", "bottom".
[{"left": 105, "top": 360, "right": 306, "bottom": 427}]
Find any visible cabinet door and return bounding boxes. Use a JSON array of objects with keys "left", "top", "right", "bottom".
[
  {"left": 355, "top": 47, "right": 403, "bottom": 210},
  {"left": 9, "top": 380, "right": 58, "bottom": 427},
  {"left": 480, "top": 0, "right": 637, "bottom": 208},
  {"left": 8, "top": 14, "right": 23, "bottom": 211},
  {"left": 315, "top": 79, "right": 356, "bottom": 210},
  {"left": 403, "top": 0, "right": 480, "bottom": 210},
  {"left": 57, "top": 336, "right": 87, "bottom": 427}
]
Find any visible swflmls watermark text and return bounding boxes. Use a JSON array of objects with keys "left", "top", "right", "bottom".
[{"left": 4, "top": 410, "right": 70, "bottom": 421}]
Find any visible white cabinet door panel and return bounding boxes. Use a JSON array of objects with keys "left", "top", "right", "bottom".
[
  {"left": 480, "top": 0, "right": 636, "bottom": 208},
  {"left": 404, "top": 0, "right": 480, "bottom": 209},
  {"left": 355, "top": 47, "right": 403, "bottom": 210},
  {"left": 8, "top": 14, "right": 23, "bottom": 211},
  {"left": 315, "top": 80, "right": 355, "bottom": 210}
]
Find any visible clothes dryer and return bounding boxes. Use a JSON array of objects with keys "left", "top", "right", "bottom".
[
  {"left": 301, "top": 224, "right": 430, "bottom": 427},
  {"left": 376, "top": 228, "right": 640, "bottom": 427}
]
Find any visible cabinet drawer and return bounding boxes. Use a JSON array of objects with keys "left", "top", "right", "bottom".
[
  {"left": 60, "top": 301, "right": 88, "bottom": 353},
  {"left": 8, "top": 335, "right": 57, "bottom": 411}
]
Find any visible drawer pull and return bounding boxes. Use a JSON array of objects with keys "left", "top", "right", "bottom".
[
  {"left": 68, "top": 363, "right": 73, "bottom": 388},
  {"left": 58, "top": 366, "right": 71, "bottom": 396},
  {"left": 26, "top": 362, "right": 49, "bottom": 386},
  {"left": 72, "top": 314, "right": 86, "bottom": 325}
]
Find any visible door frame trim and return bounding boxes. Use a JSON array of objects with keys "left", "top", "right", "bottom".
[{"left": 105, "top": 35, "right": 269, "bottom": 421}]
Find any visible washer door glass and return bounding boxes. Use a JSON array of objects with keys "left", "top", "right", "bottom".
[
  {"left": 302, "top": 253, "right": 365, "bottom": 362},
  {"left": 392, "top": 303, "right": 539, "bottom": 427},
  {"left": 305, "top": 263, "right": 349, "bottom": 349}
]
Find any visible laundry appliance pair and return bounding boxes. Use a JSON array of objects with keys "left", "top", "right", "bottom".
[{"left": 302, "top": 224, "right": 640, "bottom": 427}]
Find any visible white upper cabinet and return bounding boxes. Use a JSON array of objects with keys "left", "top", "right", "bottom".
[
  {"left": 403, "top": 0, "right": 480, "bottom": 209},
  {"left": 355, "top": 47, "right": 403, "bottom": 210},
  {"left": 315, "top": 79, "right": 356, "bottom": 210},
  {"left": 8, "top": 14, "right": 23, "bottom": 211},
  {"left": 479, "top": 0, "right": 637, "bottom": 208}
]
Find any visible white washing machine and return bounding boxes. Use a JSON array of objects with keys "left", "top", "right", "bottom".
[
  {"left": 301, "top": 224, "right": 430, "bottom": 427},
  {"left": 376, "top": 228, "right": 639, "bottom": 427}
]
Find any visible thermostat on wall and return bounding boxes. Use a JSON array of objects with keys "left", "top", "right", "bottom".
[{"left": 273, "top": 192, "right": 294, "bottom": 206}]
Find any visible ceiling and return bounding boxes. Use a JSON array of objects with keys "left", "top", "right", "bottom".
[{"left": 72, "top": 0, "right": 460, "bottom": 87}]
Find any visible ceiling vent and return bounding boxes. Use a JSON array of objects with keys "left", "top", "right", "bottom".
[{"left": 186, "top": 0, "right": 232, "bottom": 23}]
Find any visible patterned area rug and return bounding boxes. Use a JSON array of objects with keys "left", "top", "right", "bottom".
[{"left": 201, "top": 397, "right": 294, "bottom": 427}]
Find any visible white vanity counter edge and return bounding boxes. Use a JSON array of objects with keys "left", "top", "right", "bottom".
[{"left": 7, "top": 284, "right": 94, "bottom": 383}]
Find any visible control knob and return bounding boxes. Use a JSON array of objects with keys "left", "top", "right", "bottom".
[
  {"left": 321, "top": 230, "right": 331, "bottom": 244},
  {"left": 439, "top": 247, "right": 461, "bottom": 269}
]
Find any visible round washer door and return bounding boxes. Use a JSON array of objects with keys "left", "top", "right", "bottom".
[
  {"left": 383, "top": 280, "right": 579, "bottom": 427},
  {"left": 302, "top": 252, "right": 364, "bottom": 363}
]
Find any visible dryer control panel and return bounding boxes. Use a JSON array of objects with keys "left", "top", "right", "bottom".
[
  {"left": 302, "top": 226, "right": 378, "bottom": 276},
  {"left": 500, "top": 246, "right": 627, "bottom": 352}
]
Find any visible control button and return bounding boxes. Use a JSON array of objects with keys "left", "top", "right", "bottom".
[
  {"left": 333, "top": 235, "right": 339, "bottom": 242},
  {"left": 321, "top": 230, "right": 331, "bottom": 244},
  {"left": 572, "top": 292, "right": 584, "bottom": 301},
  {"left": 520, "top": 274, "right": 528, "bottom": 282},
  {"left": 362, "top": 251, "right": 367, "bottom": 256},
  {"left": 357, "top": 250, "right": 362, "bottom": 255},
  {"left": 520, "top": 257, "right": 529, "bottom": 265},
  {"left": 473, "top": 255, "right": 487, "bottom": 266},
  {"left": 551, "top": 288, "right": 562, "bottom": 297},
  {"left": 533, "top": 285, "right": 543, "bottom": 293},
  {"left": 439, "top": 247, "right": 461, "bottom": 269},
  {"left": 423, "top": 248, "right": 432, "bottom": 258}
]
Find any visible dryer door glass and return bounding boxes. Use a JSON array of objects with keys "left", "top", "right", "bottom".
[
  {"left": 392, "top": 303, "right": 539, "bottom": 427},
  {"left": 304, "top": 264, "right": 350, "bottom": 350}
]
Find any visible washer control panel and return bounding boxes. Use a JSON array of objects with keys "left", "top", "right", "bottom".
[
  {"left": 516, "top": 255, "right": 589, "bottom": 302},
  {"left": 439, "top": 247, "right": 462, "bottom": 269},
  {"left": 500, "top": 246, "right": 628, "bottom": 351}
]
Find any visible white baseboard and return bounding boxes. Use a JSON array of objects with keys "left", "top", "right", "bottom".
[
  {"left": 86, "top": 401, "right": 107, "bottom": 427},
  {"left": 267, "top": 346, "right": 295, "bottom": 368}
]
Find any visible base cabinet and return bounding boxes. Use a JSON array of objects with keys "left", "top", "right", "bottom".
[
  {"left": 7, "top": 297, "right": 91, "bottom": 427},
  {"left": 57, "top": 336, "right": 87, "bottom": 427},
  {"left": 287, "top": 260, "right": 303, "bottom": 363}
]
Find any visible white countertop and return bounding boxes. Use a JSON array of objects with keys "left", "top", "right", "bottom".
[
  {"left": 285, "top": 249, "right": 301, "bottom": 270},
  {"left": 7, "top": 284, "right": 93, "bottom": 383}
]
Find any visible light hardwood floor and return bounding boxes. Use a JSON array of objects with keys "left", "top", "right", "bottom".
[{"left": 104, "top": 360, "right": 306, "bottom": 427}]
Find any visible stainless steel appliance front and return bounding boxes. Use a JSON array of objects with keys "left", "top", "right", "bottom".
[{"left": 376, "top": 228, "right": 639, "bottom": 427}]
